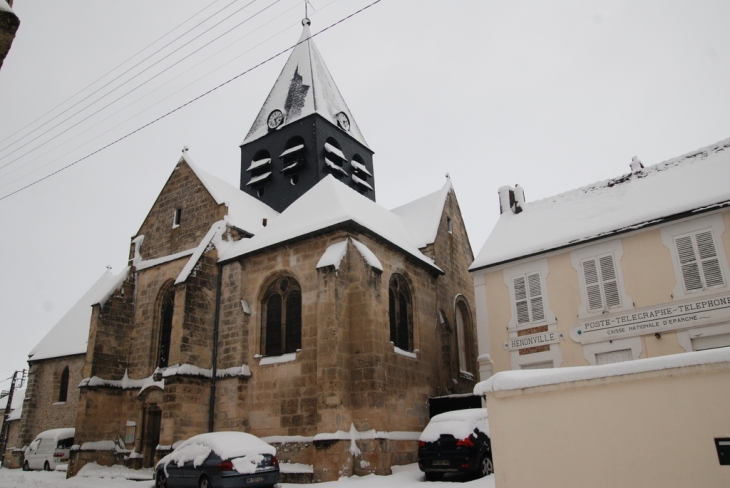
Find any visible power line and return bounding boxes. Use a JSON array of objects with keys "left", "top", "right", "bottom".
[
  {"left": 0, "top": 0, "right": 231, "bottom": 152},
  {"left": 0, "top": 0, "right": 267, "bottom": 168},
  {"left": 0, "top": 0, "right": 382, "bottom": 202},
  {"left": 0, "top": 0, "right": 321, "bottom": 189}
]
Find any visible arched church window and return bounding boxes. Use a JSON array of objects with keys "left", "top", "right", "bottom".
[
  {"left": 58, "top": 366, "right": 69, "bottom": 402},
  {"left": 350, "top": 154, "right": 373, "bottom": 192},
  {"left": 455, "top": 298, "right": 474, "bottom": 376},
  {"left": 158, "top": 286, "right": 175, "bottom": 368},
  {"left": 389, "top": 274, "right": 413, "bottom": 351},
  {"left": 280, "top": 137, "right": 306, "bottom": 173},
  {"left": 324, "top": 137, "right": 348, "bottom": 177},
  {"left": 261, "top": 276, "right": 302, "bottom": 356}
]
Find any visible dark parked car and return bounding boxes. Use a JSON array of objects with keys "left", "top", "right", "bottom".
[
  {"left": 418, "top": 408, "right": 492, "bottom": 481},
  {"left": 155, "top": 432, "right": 279, "bottom": 488}
]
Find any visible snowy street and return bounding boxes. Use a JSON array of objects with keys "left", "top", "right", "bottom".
[{"left": 0, "top": 464, "right": 494, "bottom": 488}]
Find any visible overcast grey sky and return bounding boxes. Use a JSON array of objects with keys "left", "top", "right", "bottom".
[{"left": 1, "top": 0, "right": 729, "bottom": 382}]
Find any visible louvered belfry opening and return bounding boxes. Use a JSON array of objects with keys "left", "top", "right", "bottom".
[{"left": 262, "top": 276, "right": 302, "bottom": 356}]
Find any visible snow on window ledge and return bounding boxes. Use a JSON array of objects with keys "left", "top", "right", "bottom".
[
  {"left": 258, "top": 352, "right": 298, "bottom": 366},
  {"left": 459, "top": 371, "right": 475, "bottom": 381},
  {"left": 52, "top": 401, "right": 66, "bottom": 406},
  {"left": 393, "top": 345, "right": 418, "bottom": 359}
]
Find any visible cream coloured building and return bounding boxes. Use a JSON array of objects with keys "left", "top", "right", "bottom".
[{"left": 471, "top": 138, "right": 730, "bottom": 378}]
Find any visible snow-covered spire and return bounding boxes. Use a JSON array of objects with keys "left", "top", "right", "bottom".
[{"left": 241, "top": 19, "right": 369, "bottom": 149}]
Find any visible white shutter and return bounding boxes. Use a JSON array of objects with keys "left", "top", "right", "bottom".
[
  {"left": 527, "top": 272, "right": 545, "bottom": 322},
  {"left": 696, "top": 230, "right": 724, "bottom": 288},
  {"left": 599, "top": 255, "right": 621, "bottom": 309},
  {"left": 675, "top": 230, "right": 725, "bottom": 293},
  {"left": 513, "top": 272, "right": 545, "bottom": 325},
  {"left": 513, "top": 276, "right": 530, "bottom": 324},
  {"left": 582, "top": 258, "right": 604, "bottom": 311}
]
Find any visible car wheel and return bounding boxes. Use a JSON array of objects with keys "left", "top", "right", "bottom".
[
  {"left": 199, "top": 475, "right": 211, "bottom": 488},
  {"left": 425, "top": 472, "right": 444, "bottom": 481},
  {"left": 43, "top": 461, "right": 51, "bottom": 471},
  {"left": 479, "top": 455, "right": 493, "bottom": 477},
  {"left": 22, "top": 461, "right": 29, "bottom": 471},
  {"left": 156, "top": 472, "right": 168, "bottom": 488}
]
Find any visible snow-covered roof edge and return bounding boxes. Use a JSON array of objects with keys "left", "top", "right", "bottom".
[
  {"left": 391, "top": 178, "right": 453, "bottom": 249},
  {"left": 0, "top": 0, "right": 15, "bottom": 14},
  {"left": 28, "top": 268, "right": 130, "bottom": 362},
  {"left": 474, "top": 347, "right": 730, "bottom": 395}
]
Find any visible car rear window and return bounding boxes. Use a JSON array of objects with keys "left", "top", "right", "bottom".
[{"left": 56, "top": 437, "right": 74, "bottom": 449}]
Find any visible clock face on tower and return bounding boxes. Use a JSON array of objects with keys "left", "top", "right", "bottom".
[
  {"left": 267, "top": 109, "right": 284, "bottom": 130},
  {"left": 335, "top": 112, "right": 350, "bottom": 131}
]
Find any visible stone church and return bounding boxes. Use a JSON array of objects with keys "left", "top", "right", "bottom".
[{"left": 12, "top": 20, "right": 478, "bottom": 481}]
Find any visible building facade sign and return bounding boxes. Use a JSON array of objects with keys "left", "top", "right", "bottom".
[
  {"left": 570, "top": 291, "right": 730, "bottom": 344},
  {"left": 505, "top": 331, "right": 561, "bottom": 351}
]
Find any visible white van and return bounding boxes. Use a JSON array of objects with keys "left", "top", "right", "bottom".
[{"left": 23, "top": 428, "right": 75, "bottom": 471}]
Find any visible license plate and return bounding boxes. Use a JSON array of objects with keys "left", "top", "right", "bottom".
[
  {"left": 246, "top": 476, "right": 265, "bottom": 483},
  {"left": 433, "top": 460, "right": 450, "bottom": 466}
]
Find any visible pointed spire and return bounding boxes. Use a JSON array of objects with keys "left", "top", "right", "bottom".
[{"left": 241, "top": 19, "right": 369, "bottom": 149}]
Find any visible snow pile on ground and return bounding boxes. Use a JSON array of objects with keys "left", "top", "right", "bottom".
[
  {"left": 76, "top": 462, "right": 153, "bottom": 480},
  {"left": 419, "top": 408, "right": 489, "bottom": 442},
  {"left": 0, "top": 462, "right": 493, "bottom": 488}
]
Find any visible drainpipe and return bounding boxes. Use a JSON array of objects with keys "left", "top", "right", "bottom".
[{"left": 209, "top": 263, "right": 223, "bottom": 432}]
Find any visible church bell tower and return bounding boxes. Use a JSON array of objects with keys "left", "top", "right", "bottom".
[{"left": 239, "top": 19, "right": 375, "bottom": 213}]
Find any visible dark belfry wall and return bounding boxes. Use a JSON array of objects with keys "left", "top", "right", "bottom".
[{"left": 239, "top": 113, "right": 375, "bottom": 212}]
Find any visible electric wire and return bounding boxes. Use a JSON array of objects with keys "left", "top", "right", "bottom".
[
  {"left": 0, "top": 0, "right": 268, "bottom": 167},
  {"left": 0, "top": 0, "right": 382, "bottom": 202},
  {"left": 0, "top": 0, "right": 235, "bottom": 154},
  {"left": 0, "top": 0, "right": 328, "bottom": 189}
]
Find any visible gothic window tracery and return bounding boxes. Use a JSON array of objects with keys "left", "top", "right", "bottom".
[
  {"left": 262, "top": 276, "right": 302, "bottom": 356},
  {"left": 389, "top": 274, "right": 413, "bottom": 351}
]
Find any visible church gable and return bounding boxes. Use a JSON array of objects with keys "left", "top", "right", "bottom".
[{"left": 134, "top": 157, "right": 226, "bottom": 262}]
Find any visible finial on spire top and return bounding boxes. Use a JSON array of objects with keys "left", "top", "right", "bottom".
[
  {"left": 182, "top": 145, "right": 189, "bottom": 153},
  {"left": 445, "top": 172, "right": 450, "bottom": 179},
  {"left": 302, "top": 18, "right": 311, "bottom": 26}
]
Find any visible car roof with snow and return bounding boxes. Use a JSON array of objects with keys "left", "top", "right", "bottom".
[
  {"left": 157, "top": 431, "right": 275, "bottom": 468},
  {"left": 33, "top": 428, "right": 75, "bottom": 441},
  {"left": 420, "top": 408, "right": 489, "bottom": 442}
]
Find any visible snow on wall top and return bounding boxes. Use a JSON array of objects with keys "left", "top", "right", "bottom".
[
  {"left": 241, "top": 21, "right": 369, "bottom": 149},
  {"left": 181, "top": 152, "right": 278, "bottom": 234},
  {"left": 474, "top": 347, "right": 730, "bottom": 395},
  {"left": 28, "top": 268, "right": 129, "bottom": 362},
  {"left": 471, "top": 137, "right": 730, "bottom": 270},
  {"left": 219, "top": 176, "right": 440, "bottom": 273},
  {"left": 391, "top": 178, "right": 453, "bottom": 248}
]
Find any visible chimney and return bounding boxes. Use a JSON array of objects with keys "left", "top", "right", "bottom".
[
  {"left": 498, "top": 186, "right": 514, "bottom": 215},
  {"left": 630, "top": 156, "right": 644, "bottom": 173},
  {"left": 513, "top": 184, "right": 525, "bottom": 214}
]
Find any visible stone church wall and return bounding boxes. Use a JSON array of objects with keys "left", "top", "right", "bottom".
[
  {"left": 18, "top": 354, "right": 85, "bottom": 448},
  {"left": 134, "top": 161, "right": 226, "bottom": 262}
]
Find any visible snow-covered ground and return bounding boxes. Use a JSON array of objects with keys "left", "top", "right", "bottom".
[{"left": 0, "top": 464, "right": 494, "bottom": 488}]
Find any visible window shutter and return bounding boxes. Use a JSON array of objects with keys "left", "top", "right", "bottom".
[
  {"left": 582, "top": 258, "right": 604, "bottom": 311},
  {"left": 599, "top": 255, "right": 621, "bottom": 308},
  {"left": 675, "top": 231, "right": 725, "bottom": 292},
  {"left": 696, "top": 230, "right": 724, "bottom": 288},
  {"left": 513, "top": 276, "right": 530, "bottom": 324},
  {"left": 527, "top": 272, "right": 545, "bottom": 322}
]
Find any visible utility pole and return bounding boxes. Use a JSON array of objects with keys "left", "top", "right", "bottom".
[{"left": 0, "top": 370, "right": 26, "bottom": 469}]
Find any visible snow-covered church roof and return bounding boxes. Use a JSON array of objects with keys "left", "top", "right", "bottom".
[
  {"left": 471, "top": 137, "right": 730, "bottom": 271},
  {"left": 241, "top": 19, "right": 369, "bottom": 149},
  {"left": 182, "top": 152, "right": 279, "bottom": 234},
  {"left": 28, "top": 268, "right": 129, "bottom": 362},
  {"left": 391, "top": 178, "right": 453, "bottom": 249},
  {"left": 218, "top": 175, "right": 442, "bottom": 273}
]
